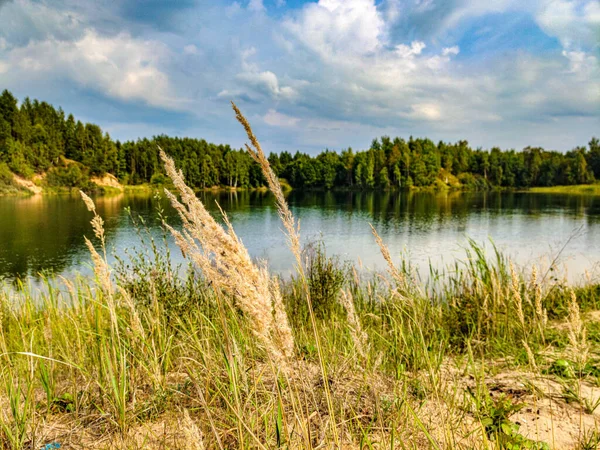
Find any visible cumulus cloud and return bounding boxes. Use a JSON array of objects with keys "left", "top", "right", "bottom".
[
  {"left": 442, "top": 46, "right": 460, "bottom": 56},
  {"left": 0, "top": 0, "right": 597, "bottom": 152},
  {"left": 285, "top": 0, "right": 385, "bottom": 57},
  {"left": 263, "top": 109, "right": 299, "bottom": 127},
  {"left": 536, "top": 0, "right": 600, "bottom": 49},
  {"left": 0, "top": 30, "right": 183, "bottom": 110},
  {"left": 218, "top": 46, "right": 300, "bottom": 102}
]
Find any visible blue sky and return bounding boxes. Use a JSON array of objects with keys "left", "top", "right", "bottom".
[{"left": 0, "top": 0, "right": 598, "bottom": 153}]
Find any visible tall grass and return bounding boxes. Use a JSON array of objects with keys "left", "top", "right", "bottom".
[{"left": 0, "top": 108, "right": 599, "bottom": 449}]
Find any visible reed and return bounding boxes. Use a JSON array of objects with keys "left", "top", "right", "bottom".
[
  {"left": 159, "top": 149, "right": 294, "bottom": 369},
  {"left": 233, "top": 102, "right": 340, "bottom": 446}
]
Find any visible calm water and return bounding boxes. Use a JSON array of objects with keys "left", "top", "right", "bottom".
[{"left": 1, "top": 190, "right": 600, "bottom": 285}]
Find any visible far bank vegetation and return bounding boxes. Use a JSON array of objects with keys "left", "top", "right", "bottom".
[{"left": 1, "top": 90, "right": 599, "bottom": 195}]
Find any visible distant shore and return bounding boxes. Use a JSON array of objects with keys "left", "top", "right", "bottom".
[
  {"left": 524, "top": 184, "right": 600, "bottom": 195},
  {"left": 4, "top": 181, "right": 600, "bottom": 197}
]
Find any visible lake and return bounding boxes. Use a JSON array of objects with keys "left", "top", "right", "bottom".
[{"left": 1, "top": 190, "right": 600, "bottom": 286}]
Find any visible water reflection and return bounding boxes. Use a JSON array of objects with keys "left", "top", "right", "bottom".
[{"left": 0, "top": 190, "right": 599, "bottom": 282}]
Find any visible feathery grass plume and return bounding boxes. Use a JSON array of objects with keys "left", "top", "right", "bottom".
[
  {"left": 83, "top": 237, "right": 111, "bottom": 294},
  {"left": 117, "top": 286, "right": 144, "bottom": 338},
  {"left": 567, "top": 289, "right": 589, "bottom": 365},
  {"left": 522, "top": 340, "right": 538, "bottom": 372},
  {"left": 509, "top": 261, "right": 526, "bottom": 331},
  {"left": 231, "top": 102, "right": 301, "bottom": 267},
  {"left": 369, "top": 224, "right": 410, "bottom": 302},
  {"left": 531, "top": 265, "right": 547, "bottom": 340},
  {"left": 80, "top": 191, "right": 118, "bottom": 331},
  {"left": 58, "top": 275, "right": 76, "bottom": 300},
  {"left": 159, "top": 149, "right": 294, "bottom": 368},
  {"left": 339, "top": 289, "right": 367, "bottom": 357},
  {"left": 270, "top": 278, "right": 295, "bottom": 357},
  {"left": 80, "top": 191, "right": 105, "bottom": 248},
  {"left": 231, "top": 102, "right": 339, "bottom": 446},
  {"left": 182, "top": 409, "right": 205, "bottom": 450}
]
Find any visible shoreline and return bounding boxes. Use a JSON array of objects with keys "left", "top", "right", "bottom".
[{"left": 2, "top": 180, "right": 600, "bottom": 197}]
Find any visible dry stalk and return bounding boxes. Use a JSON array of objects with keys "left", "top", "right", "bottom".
[
  {"left": 159, "top": 150, "right": 294, "bottom": 369},
  {"left": 182, "top": 409, "right": 205, "bottom": 450},
  {"left": 567, "top": 289, "right": 589, "bottom": 365},
  {"left": 339, "top": 289, "right": 367, "bottom": 357},
  {"left": 369, "top": 224, "right": 410, "bottom": 302},
  {"left": 531, "top": 265, "right": 547, "bottom": 341},
  {"left": 117, "top": 286, "right": 144, "bottom": 338},
  {"left": 231, "top": 102, "right": 339, "bottom": 446},
  {"left": 522, "top": 340, "right": 539, "bottom": 372},
  {"left": 510, "top": 261, "right": 526, "bottom": 332},
  {"left": 80, "top": 191, "right": 118, "bottom": 332}
]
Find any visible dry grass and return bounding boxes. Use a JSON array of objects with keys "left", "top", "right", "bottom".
[
  {"left": 0, "top": 106, "right": 599, "bottom": 450},
  {"left": 159, "top": 148, "right": 294, "bottom": 369}
]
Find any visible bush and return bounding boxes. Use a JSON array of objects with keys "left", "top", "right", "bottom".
[
  {"left": 0, "top": 162, "right": 13, "bottom": 185},
  {"left": 8, "top": 151, "right": 34, "bottom": 178},
  {"left": 300, "top": 241, "right": 347, "bottom": 319},
  {"left": 150, "top": 172, "right": 167, "bottom": 185},
  {"left": 458, "top": 172, "right": 488, "bottom": 190},
  {"left": 46, "top": 164, "right": 90, "bottom": 188}
]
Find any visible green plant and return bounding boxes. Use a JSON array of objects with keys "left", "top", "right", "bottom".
[
  {"left": 546, "top": 359, "right": 576, "bottom": 379},
  {"left": 0, "top": 375, "right": 35, "bottom": 450},
  {"left": 468, "top": 388, "right": 549, "bottom": 449},
  {"left": 304, "top": 240, "right": 346, "bottom": 319},
  {"left": 579, "top": 429, "right": 600, "bottom": 450}
]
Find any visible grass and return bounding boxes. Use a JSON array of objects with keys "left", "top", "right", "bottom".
[
  {"left": 0, "top": 106, "right": 599, "bottom": 449},
  {"left": 527, "top": 184, "right": 600, "bottom": 195}
]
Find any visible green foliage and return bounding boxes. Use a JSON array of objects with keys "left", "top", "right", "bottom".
[
  {"left": 305, "top": 241, "right": 347, "bottom": 319},
  {"left": 0, "top": 162, "right": 13, "bottom": 186},
  {"left": 468, "top": 389, "right": 549, "bottom": 449},
  {"left": 579, "top": 430, "right": 600, "bottom": 450},
  {"left": 546, "top": 359, "right": 575, "bottom": 379},
  {"left": 0, "top": 90, "right": 597, "bottom": 192},
  {"left": 45, "top": 162, "right": 90, "bottom": 188},
  {"left": 286, "top": 241, "right": 347, "bottom": 321}
]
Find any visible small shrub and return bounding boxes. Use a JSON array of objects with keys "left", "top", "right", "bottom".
[
  {"left": 0, "top": 162, "right": 14, "bottom": 185},
  {"left": 469, "top": 388, "right": 549, "bottom": 449},
  {"left": 46, "top": 164, "right": 90, "bottom": 188},
  {"left": 286, "top": 241, "right": 347, "bottom": 321},
  {"left": 305, "top": 241, "right": 347, "bottom": 319},
  {"left": 150, "top": 172, "right": 167, "bottom": 185}
]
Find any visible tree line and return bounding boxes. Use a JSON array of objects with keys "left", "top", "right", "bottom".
[{"left": 1, "top": 89, "right": 599, "bottom": 191}]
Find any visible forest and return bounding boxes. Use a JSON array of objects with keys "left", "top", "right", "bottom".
[{"left": 1, "top": 89, "right": 599, "bottom": 192}]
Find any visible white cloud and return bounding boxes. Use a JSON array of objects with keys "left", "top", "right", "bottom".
[
  {"left": 183, "top": 44, "right": 199, "bottom": 55},
  {"left": 395, "top": 41, "right": 426, "bottom": 58},
  {"left": 263, "top": 109, "right": 299, "bottom": 127},
  {"left": 248, "top": 0, "right": 265, "bottom": 13},
  {"left": 442, "top": 46, "right": 460, "bottom": 56},
  {"left": 536, "top": 0, "right": 600, "bottom": 49},
  {"left": 1, "top": 30, "right": 183, "bottom": 110},
  {"left": 223, "top": 46, "right": 299, "bottom": 101},
  {"left": 285, "top": 0, "right": 385, "bottom": 57},
  {"left": 406, "top": 103, "right": 442, "bottom": 121},
  {"left": 0, "top": 0, "right": 598, "bottom": 153},
  {"left": 562, "top": 49, "right": 598, "bottom": 74},
  {"left": 236, "top": 70, "right": 297, "bottom": 100}
]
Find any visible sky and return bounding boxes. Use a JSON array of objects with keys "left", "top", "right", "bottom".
[{"left": 0, "top": 0, "right": 598, "bottom": 154}]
